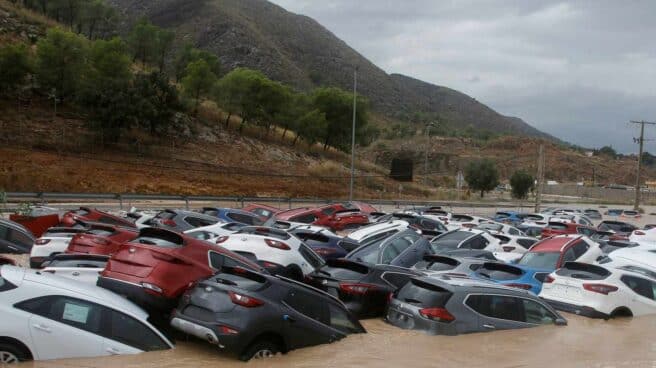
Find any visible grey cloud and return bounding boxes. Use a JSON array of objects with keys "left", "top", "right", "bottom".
[{"left": 270, "top": 0, "right": 656, "bottom": 152}]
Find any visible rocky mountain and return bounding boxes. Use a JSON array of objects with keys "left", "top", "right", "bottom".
[{"left": 106, "top": 0, "right": 550, "bottom": 138}]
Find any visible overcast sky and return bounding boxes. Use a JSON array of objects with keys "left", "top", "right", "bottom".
[{"left": 269, "top": 0, "right": 656, "bottom": 153}]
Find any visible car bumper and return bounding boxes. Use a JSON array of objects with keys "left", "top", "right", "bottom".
[
  {"left": 97, "top": 276, "right": 176, "bottom": 311},
  {"left": 541, "top": 298, "right": 610, "bottom": 319},
  {"left": 170, "top": 312, "right": 245, "bottom": 354}
]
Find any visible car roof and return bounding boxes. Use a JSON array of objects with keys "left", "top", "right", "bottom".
[
  {"left": 530, "top": 235, "right": 580, "bottom": 252},
  {"left": 347, "top": 220, "right": 409, "bottom": 241},
  {"left": 413, "top": 275, "right": 531, "bottom": 294}
]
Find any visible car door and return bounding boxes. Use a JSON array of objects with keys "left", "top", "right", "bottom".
[
  {"left": 101, "top": 309, "right": 170, "bottom": 355},
  {"left": 16, "top": 296, "right": 105, "bottom": 360},
  {"left": 620, "top": 275, "right": 656, "bottom": 315},
  {"left": 464, "top": 294, "right": 529, "bottom": 331},
  {"left": 281, "top": 287, "right": 343, "bottom": 349}
]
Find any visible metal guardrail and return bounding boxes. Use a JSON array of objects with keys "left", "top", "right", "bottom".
[{"left": 0, "top": 191, "right": 535, "bottom": 213}]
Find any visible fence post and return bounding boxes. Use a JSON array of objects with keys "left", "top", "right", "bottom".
[
  {"left": 184, "top": 197, "right": 189, "bottom": 210},
  {"left": 118, "top": 194, "right": 123, "bottom": 210}
]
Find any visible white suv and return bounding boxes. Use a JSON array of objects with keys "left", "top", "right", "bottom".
[
  {"left": 0, "top": 265, "right": 172, "bottom": 363},
  {"left": 29, "top": 227, "right": 86, "bottom": 268}
]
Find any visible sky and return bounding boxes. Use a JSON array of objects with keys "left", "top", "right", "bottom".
[{"left": 268, "top": 0, "right": 656, "bottom": 153}]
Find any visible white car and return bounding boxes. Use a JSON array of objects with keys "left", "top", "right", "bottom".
[
  {"left": 41, "top": 254, "right": 109, "bottom": 286},
  {"left": 448, "top": 214, "right": 490, "bottom": 229},
  {"left": 540, "top": 261, "right": 656, "bottom": 318},
  {"left": 629, "top": 228, "right": 656, "bottom": 245},
  {"left": 216, "top": 226, "right": 324, "bottom": 280},
  {"left": 0, "top": 265, "right": 172, "bottom": 364},
  {"left": 339, "top": 220, "right": 410, "bottom": 252},
  {"left": 430, "top": 228, "right": 503, "bottom": 253},
  {"left": 476, "top": 221, "right": 525, "bottom": 236},
  {"left": 597, "top": 247, "right": 656, "bottom": 268},
  {"left": 29, "top": 227, "right": 87, "bottom": 269},
  {"left": 184, "top": 222, "right": 246, "bottom": 241}
]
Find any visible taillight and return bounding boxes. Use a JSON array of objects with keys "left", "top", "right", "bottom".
[
  {"left": 583, "top": 283, "right": 618, "bottom": 295},
  {"left": 502, "top": 246, "right": 516, "bottom": 252},
  {"left": 339, "top": 282, "right": 377, "bottom": 295},
  {"left": 215, "top": 236, "right": 229, "bottom": 244},
  {"left": 265, "top": 239, "right": 290, "bottom": 250},
  {"left": 218, "top": 325, "right": 239, "bottom": 335},
  {"left": 229, "top": 291, "right": 264, "bottom": 307},
  {"left": 544, "top": 275, "right": 555, "bottom": 283},
  {"left": 419, "top": 307, "right": 455, "bottom": 322},
  {"left": 162, "top": 219, "right": 176, "bottom": 227},
  {"left": 314, "top": 247, "right": 337, "bottom": 256},
  {"left": 506, "top": 283, "right": 532, "bottom": 290},
  {"left": 35, "top": 239, "right": 51, "bottom": 246},
  {"left": 635, "top": 231, "right": 646, "bottom": 236}
]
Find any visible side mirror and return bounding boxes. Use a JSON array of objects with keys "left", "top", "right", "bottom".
[{"left": 554, "top": 317, "right": 568, "bottom": 326}]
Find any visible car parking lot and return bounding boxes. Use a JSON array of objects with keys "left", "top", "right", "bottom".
[{"left": 3, "top": 201, "right": 656, "bottom": 367}]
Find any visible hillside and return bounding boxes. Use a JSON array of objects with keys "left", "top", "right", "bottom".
[{"left": 104, "top": 0, "right": 551, "bottom": 139}]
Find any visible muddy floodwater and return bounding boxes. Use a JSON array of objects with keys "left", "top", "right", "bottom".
[{"left": 14, "top": 315, "right": 656, "bottom": 368}]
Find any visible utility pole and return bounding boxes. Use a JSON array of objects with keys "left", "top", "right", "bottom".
[
  {"left": 630, "top": 120, "right": 656, "bottom": 210},
  {"left": 424, "top": 121, "right": 437, "bottom": 185},
  {"left": 348, "top": 66, "right": 358, "bottom": 201},
  {"left": 534, "top": 144, "right": 545, "bottom": 213}
]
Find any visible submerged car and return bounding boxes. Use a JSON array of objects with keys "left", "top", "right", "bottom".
[
  {"left": 345, "top": 228, "right": 433, "bottom": 268},
  {"left": 170, "top": 267, "right": 365, "bottom": 361},
  {"left": 386, "top": 275, "right": 566, "bottom": 335},
  {"left": 0, "top": 265, "right": 173, "bottom": 363},
  {"left": 306, "top": 258, "right": 422, "bottom": 318},
  {"left": 288, "top": 226, "right": 347, "bottom": 260},
  {"left": 515, "top": 235, "right": 603, "bottom": 272},
  {"left": 540, "top": 262, "right": 656, "bottom": 319},
  {"left": 430, "top": 229, "right": 502, "bottom": 253},
  {"left": 242, "top": 203, "right": 280, "bottom": 221},
  {"left": 337, "top": 220, "right": 410, "bottom": 253},
  {"left": 98, "top": 228, "right": 263, "bottom": 312},
  {"left": 412, "top": 255, "right": 488, "bottom": 277}
]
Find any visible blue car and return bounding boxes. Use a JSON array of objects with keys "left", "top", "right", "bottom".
[
  {"left": 492, "top": 211, "right": 525, "bottom": 226},
  {"left": 200, "top": 207, "right": 263, "bottom": 226},
  {"left": 470, "top": 262, "right": 552, "bottom": 295},
  {"left": 288, "top": 227, "right": 348, "bottom": 260}
]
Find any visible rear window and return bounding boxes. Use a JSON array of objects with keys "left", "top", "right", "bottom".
[
  {"left": 212, "top": 272, "right": 267, "bottom": 291},
  {"left": 290, "top": 214, "right": 318, "bottom": 223},
  {"left": 74, "top": 209, "right": 90, "bottom": 216},
  {"left": 517, "top": 239, "right": 537, "bottom": 249},
  {"left": 155, "top": 211, "right": 176, "bottom": 220},
  {"left": 132, "top": 236, "right": 182, "bottom": 248},
  {"left": 414, "top": 257, "right": 459, "bottom": 271},
  {"left": 45, "top": 259, "right": 107, "bottom": 268},
  {"left": 518, "top": 252, "right": 560, "bottom": 269},
  {"left": 475, "top": 264, "right": 523, "bottom": 281},
  {"left": 547, "top": 223, "right": 568, "bottom": 230},
  {"left": 0, "top": 274, "right": 17, "bottom": 292},
  {"left": 87, "top": 229, "right": 114, "bottom": 237},
  {"left": 619, "top": 266, "right": 656, "bottom": 280},
  {"left": 434, "top": 231, "right": 473, "bottom": 242},
  {"left": 555, "top": 263, "right": 610, "bottom": 280},
  {"left": 299, "top": 244, "right": 324, "bottom": 269},
  {"left": 323, "top": 260, "right": 370, "bottom": 279},
  {"left": 396, "top": 279, "right": 452, "bottom": 308},
  {"left": 202, "top": 209, "right": 220, "bottom": 217}
]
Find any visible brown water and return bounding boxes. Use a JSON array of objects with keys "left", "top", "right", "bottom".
[{"left": 15, "top": 315, "right": 656, "bottom": 368}]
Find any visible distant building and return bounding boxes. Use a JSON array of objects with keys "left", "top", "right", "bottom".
[
  {"left": 585, "top": 151, "right": 594, "bottom": 157},
  {"left": 547, "top": 180, "right": 559, "bottom": 185}
]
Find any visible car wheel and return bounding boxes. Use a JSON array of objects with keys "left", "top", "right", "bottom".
[
  {"left": 240, "top": 340, "right": 281, "bottom": 361},
  {"left": 0, "top": 343, "right": 30, "bottom": 364}
]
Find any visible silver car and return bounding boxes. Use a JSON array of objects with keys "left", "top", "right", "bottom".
[{"left": 386, "top": 275, "right": 567, "bottom": 335}]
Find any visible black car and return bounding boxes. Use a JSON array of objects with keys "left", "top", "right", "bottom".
[
  {"left": 306, "top": 258, "right": 423, "bottom": 318},
  {"left": 0, "top": 219, "right": 35, "bottom": 254},
  {"left": 170, "top": 267, "right": 365, "bottom": 361}
]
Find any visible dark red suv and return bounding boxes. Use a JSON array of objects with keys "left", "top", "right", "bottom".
[
  {"left": 274, "top": 205, "right": 370, "bottom": 232},
  {"left": 541, "top": 222, "right": 596, "bottom": 238},
  {"left": 97, "top": 228, "right": 264, "bottom": 312},
  {"left": 65, "top": 224, "right": 138, "bottom": 256},
  {"left": 60, "top": 207, "right": 136, "bottom": 228}
]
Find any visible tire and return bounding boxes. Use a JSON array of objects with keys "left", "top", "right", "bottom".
[
  {"left": 239, "top": 340, "right": 281, "bottom": 361},
  {"left": 0, "top": 342, "right": 30, "bottom": 364}
]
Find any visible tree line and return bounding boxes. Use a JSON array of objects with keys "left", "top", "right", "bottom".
[{"left": 1, "top": 3, "right": 374, "bottom": 152}]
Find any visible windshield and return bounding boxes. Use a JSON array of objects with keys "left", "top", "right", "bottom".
[{"left": 518, "top": 252, "right": 560, "bottom": 269}]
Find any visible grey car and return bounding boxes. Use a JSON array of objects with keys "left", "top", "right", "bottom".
[
  {"left": 0, "top": 219, "right": 35, "bottom": 254},
  {"left": 148, "top": 209, "right": 221, "bottom": 232},
  {"left": 386, "top": 275, "right": 567, "bottom": 335}
]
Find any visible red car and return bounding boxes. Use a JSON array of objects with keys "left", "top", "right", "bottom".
[
  {"left": 242, "top": 203, "right": 281, "bottom": 221},
  {"left": 274, "top": 205, "right": 370, "bottom": 232},
  {"left": 60, "top": 207, "right": 136, "bottom": 228},
  {"left": 541, "top": 221, "right": 596, "bottom": 238},
  {"left": 9, "top": 213, "right": 60, "bottom": 237},
  {"left": 65, "top": 223, "right": 139, "bottom": 256},
  {"left": 97, "top": 227, "right": 263, "bottom": 312}
]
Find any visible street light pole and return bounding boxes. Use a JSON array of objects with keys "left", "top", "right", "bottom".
[
  {"left": 424, "top": 122, "right": 437, "bottom": 185},
  {"left": 349, "top": 66, "right": 358, "bottom": 201}
]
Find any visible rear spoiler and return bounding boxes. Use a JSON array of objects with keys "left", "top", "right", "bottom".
[
  {"left": 561, "top": 262, "right": 611, "bottom": 277},
  {"left": 421, "top": 254, "right": 460, "bottom": 266},
  {"left": 481, "top": 262, "right": 523, "bottom": 275},
  {"left": 236, "top": 226, "right": 291, "bottom": 240},
  {"left": 325, "top": 258, "right": 370, "bottom": 274}
]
